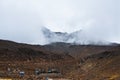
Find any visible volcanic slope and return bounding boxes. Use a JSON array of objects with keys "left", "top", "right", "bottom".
[{"left": 0, "top": 39, "right": 120, "bottom": 80}]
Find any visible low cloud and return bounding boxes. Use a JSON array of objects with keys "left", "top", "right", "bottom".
[{"left": 0, "top": 0, "right": 120, "bottom": 45}]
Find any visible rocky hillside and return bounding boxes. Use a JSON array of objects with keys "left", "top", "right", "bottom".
[
  {"left": 0, "top": 39, "right": 120, "bottom": 80},
  {"left": 0, "top": 40, "right": 73, "bottom": 61}
]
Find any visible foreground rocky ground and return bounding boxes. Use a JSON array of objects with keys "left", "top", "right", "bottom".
[{"left": 0, "top": 39, "right": 120, "bottom": 80}]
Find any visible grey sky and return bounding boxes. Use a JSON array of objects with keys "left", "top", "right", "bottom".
[{"left": 0, "top": 0, "right": 120, "bottom": 44}]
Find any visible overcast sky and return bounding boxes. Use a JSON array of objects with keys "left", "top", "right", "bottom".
[{"left": 0, "top": 0, "right": 120, "bottom": 44}]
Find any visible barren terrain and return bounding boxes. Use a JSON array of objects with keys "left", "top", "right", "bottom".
[{"left": 0, "top": 39, "right": 120, "bottom": 80}]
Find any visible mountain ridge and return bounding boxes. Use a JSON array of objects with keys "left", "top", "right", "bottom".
[{"left": 41, "top": 27, "right": 111, "bottom": 45}]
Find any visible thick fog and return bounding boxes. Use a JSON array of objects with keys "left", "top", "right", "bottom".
[{"left": 0, "top": 0, "right": 120, "bottom": 45}]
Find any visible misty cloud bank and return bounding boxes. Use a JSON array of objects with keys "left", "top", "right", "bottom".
[
  {"left": 39, "top": 27, "right": 111, "bottom": 45},
  {"left": 0, "top": 0, "right": 120, "bottom": 45}
]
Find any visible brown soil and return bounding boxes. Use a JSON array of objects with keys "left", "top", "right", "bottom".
[{"left": 0, "top": 39, "right": 120, "bottom": 80}]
